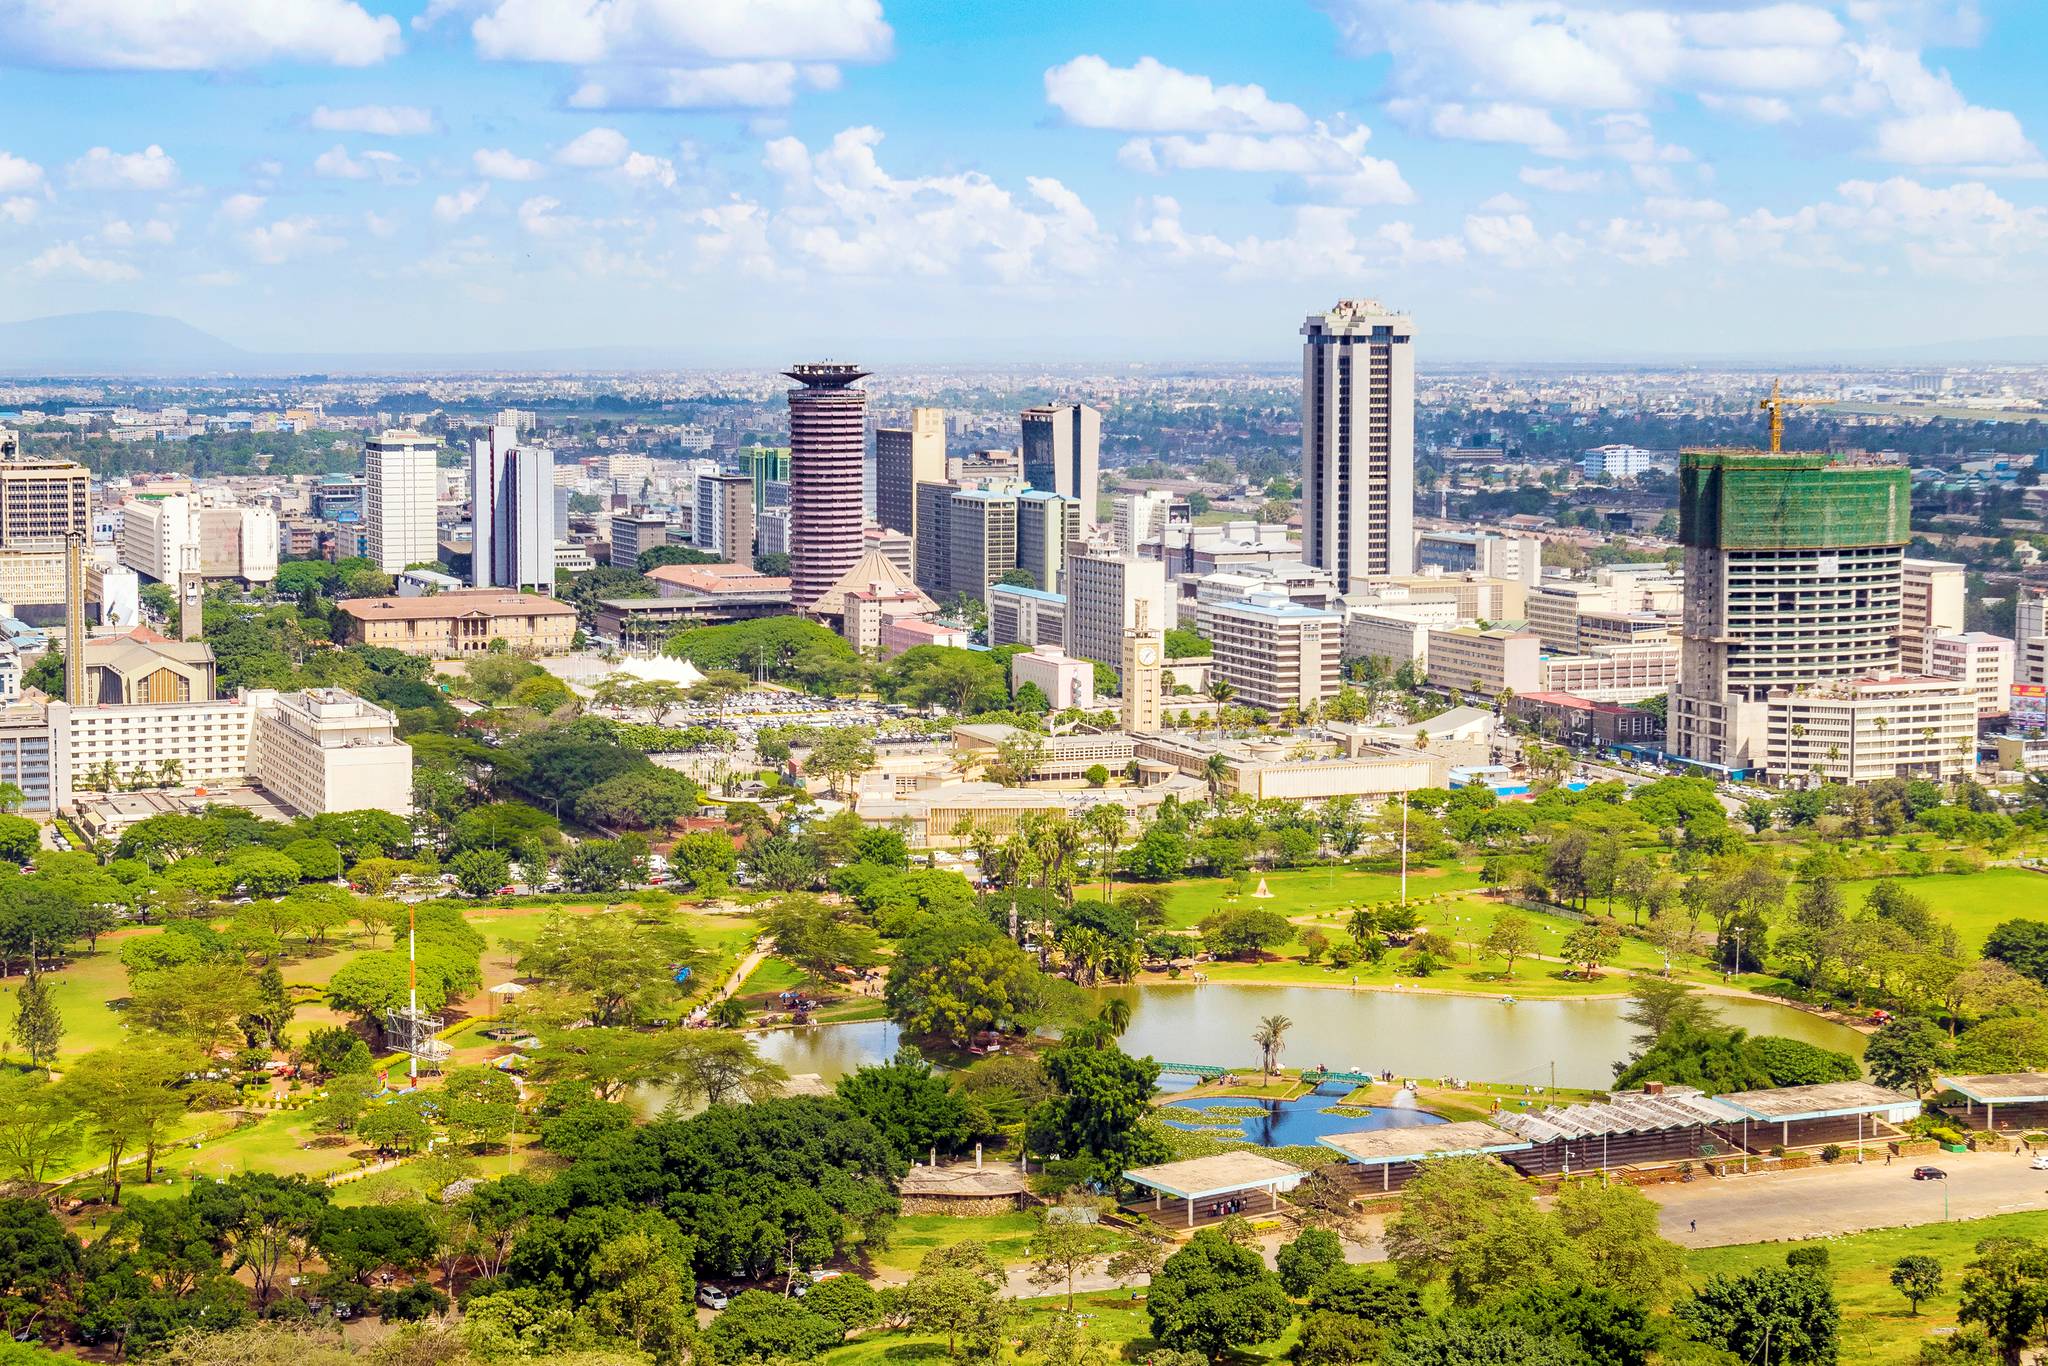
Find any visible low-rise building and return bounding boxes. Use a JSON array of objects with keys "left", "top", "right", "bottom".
[
  {"left": 1010, "top": 647, "right": 1096, "bottom": 711},
  {"left": 0, "top": 703, "right": 56, "bottom": 810},
  {"left": 1509, "top": 691, "right": 1667, "bottom": 749},
  {"left": 1206, "top": 593, "right": 1343, "bottom": 713},
  {"left": 248, "top": 688, "right": 413, "bottom": 818},
  {"left": 1426, "top": 625, "right": 1542, "bottom": 697},
  {"left": 1538, "top": 644, "right": 1680, "bottom": 703},
  {"left": 1924, "top": 630, "right": 2016, "bottom": 717},
  {"left": 338, "top": 590, "right": 578, "bottom": 656},
  {"left": 1764, "top": 675, "right": 1978, "bottom": 785},
  {"left": 844, "top": 586, "right": 934, "bottom": 654},
  {"left": 881, "top": 617, "right": 969, "bottom": 658},
  {"left": 1344, "top": 610, "right": 1432, "bottom": 673},
  {"left": 1413, "top": 530, "right": 1541, "bottom": 585},
  {"left": 1129, "top": 731, "right": 1439, "bottom": 802},
  {"left": 954, "top": 724, "right": 1135, "bottom": 783},
  {"left": 988, "top": 584, "right": 1066, "bottom": 649}
]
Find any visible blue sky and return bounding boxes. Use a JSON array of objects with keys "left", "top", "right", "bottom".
[{"left": 0, "top": 0, "right": 2043, "bottom": 361}]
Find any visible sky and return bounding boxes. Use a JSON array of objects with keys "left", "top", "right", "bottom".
[{"left": 0, "top": 0, "right": 2044, "bottom": 363}]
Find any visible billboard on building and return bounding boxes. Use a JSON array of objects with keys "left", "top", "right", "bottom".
[{"left": 2012, "top": 683, "right": 2047, "bottom": 730}]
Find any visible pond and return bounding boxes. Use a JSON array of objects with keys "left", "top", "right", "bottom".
[
  {"left": 745, "top": 983, "right": 1865, "bottom": 1092},
  {"left": 1158, "top": 1082, "right": 1448, "bottom": 1148}
]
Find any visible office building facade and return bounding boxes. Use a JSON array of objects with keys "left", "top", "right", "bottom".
[
  {"left": 875, "top": 407, "right": 946, "bottom": 541},
  {"left": 1301, "top": 299, "right": 1416, "bottom": 589},
  {"left": 694, "top": 472, "right": 756, "bottom": 564},
  {"left": 1017, "top": 491, "right": 1080, "bottom": 593},
  {"left": 364, "top": 430, "right": 441, "bottom": 573},
  {"left": 1020, "top": 403, "right": 1100, "bottom": 525},
  {"left": 787, "top": 364, "right": 870, "bottom": 611},
  {"left": 1066, "top": 544, "right": 1169, "bottom": 682},
  {"left": 470, "top": 424, "right": 556, "bottom": 592}
]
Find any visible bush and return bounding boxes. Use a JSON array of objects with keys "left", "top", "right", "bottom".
[
  {"left": 1819, "top": 1144, "right": 1843, "bottom": 1164},
  {"left": 1786, "top": 1246, "right": 1831, "bottom": 1278}
]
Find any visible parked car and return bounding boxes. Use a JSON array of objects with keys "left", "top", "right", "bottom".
[
  {"left": 2029, "top": 1156, "right": 2048, "bottom": 1171},
  {"left": 697, "top": 1286, "right": 729, "bottom": 1311},
  {"left": 1912, "top": 1166, "right": 1947, "bottom": 1180}
]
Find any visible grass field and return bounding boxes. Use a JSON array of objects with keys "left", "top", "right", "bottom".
[
  {"left": 1157, "top": 865, "right": 1489, "bottom": 928},
  {"left": 867, "top": 1213, "right": 1039, "bottom": 1275},
  {"left": 1840, "top": 866, "right": 2046, "bottom": 954},
  {"left": 1685, "top": 1209, "right": 2048, "bottom": 1365}
]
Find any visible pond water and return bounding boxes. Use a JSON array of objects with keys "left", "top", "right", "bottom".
[
  {"left": 1159, "top": 1082, "right": 1448, "bottom": 1147},
  {"left": 743, "top": 984, "right": 1864, "bottom": 1092}
]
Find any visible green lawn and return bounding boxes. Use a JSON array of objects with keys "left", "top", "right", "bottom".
[
  {"left": 1840, "top": 867, "right": 2047, "bottom": 954},
  {"left": 1157, "top": 865, "right": 1489, "bottom": 929},
  {"left": 866, "top": 1213, "right": 1040, "bottom": 1275},
  {"left": 1685, "top": 1210, "right": 2048, "bottom": 1365}
]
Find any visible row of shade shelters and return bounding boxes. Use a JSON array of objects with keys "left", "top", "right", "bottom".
[{"left": 1123, "top": 1081, "right": 1924, "bottom": 1222}]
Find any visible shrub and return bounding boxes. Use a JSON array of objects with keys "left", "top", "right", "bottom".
[{"left": 1819, "top": 1144, "right": 1843, "bottom": 1163}]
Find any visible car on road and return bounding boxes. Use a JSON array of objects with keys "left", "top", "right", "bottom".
[
  {"left": 2030, "top": 1156, "right": 2048, "bottom": 1171},
  {"left": 697, "top": 1286, "right": 729, "bottom": 1310},
  {"left": 1912, "top": 1166, "right": 1947, "bottom": 1180}
]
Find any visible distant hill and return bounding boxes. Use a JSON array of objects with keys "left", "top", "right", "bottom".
[{"left": 0, "top": 311, "right": 250, "bottom": 375}]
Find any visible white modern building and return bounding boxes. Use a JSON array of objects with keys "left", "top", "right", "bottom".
[
  {"left": 364, "top": 430, "right": 442, "bottom": 574},
  {"left": 1765, "top": 676, "right": 1978, "bottom": 785},
  {"left": 1414, "top": 530, "right": 1540, "bottom": 586},
  {"left": 1925, "top": 630, "right": 2016, "bottom": 717},
  {"left": 1113, "top": 491, "right": 1175, "bottom": 555},
  {"left": 1011, "top": 646, "right": 1097, "bottom": 712},
  {"left": 471, "top": 424, "right": 556, "bottom": 592},
  {"left": 1065, "top": 544, "right": 1170, "bottom": 682},
  {"left": 1206, "top": 593, "right": 1344, "bottom": 713},
  {"left": 1581, "top": 444, "right": 1661, "bottom": 479},
  {"left": 248, "top": 688, "right": 414, "bottom": 818},
  {"left": 1301, "top": 300, "right": 1415, "bottom": 589}
]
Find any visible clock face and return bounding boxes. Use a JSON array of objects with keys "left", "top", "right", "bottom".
[{"left": 1137, "top": 645, "right": 1159, "bottom": 666}]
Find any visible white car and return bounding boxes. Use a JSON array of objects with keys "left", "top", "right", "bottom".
[
  {"left": 697, "top": 1286, "right": 729, "bottom": 1311},
  {"left": 2030, "top": 1155, "right": 2048, "bottom": 1171}
]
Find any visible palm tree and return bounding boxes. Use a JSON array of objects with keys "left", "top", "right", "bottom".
[
  {"left": 1098, "top": 996, "right": 1133, "bottom": 1038},
  {"left": 1202, "top": 753, "right": 1231, "bottom": 800},
  {"left": 1251, "top": 1013, "right": 1292, "bottom": 1085},
  {"left": 156, "top": 757, "right": 183, "bottom": 790},
  {"left": 1084, "top": 803, "right": 1129, "bottom": 904},
  {"left": 1207, "top": 679, "right": 1237, "bottom": 704}
]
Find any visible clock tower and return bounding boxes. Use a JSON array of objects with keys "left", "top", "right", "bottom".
[{"left": 1121, "top": 599, "right": 1164, "bottom": 735}]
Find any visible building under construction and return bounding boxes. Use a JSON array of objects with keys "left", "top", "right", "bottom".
[{"left": 1668, "top": 447, "right": 1916, "bottom": 778}]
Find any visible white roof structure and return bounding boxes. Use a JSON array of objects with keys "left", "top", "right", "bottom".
[
  {"left": 1491, "top": 1087, "right": 1749, "bottom": 1144},
  {"left": 1318, "top": 1121, "right": 1531, "bottom": 1165},
  {"left": 1123, "top": 1152, "right": 1305, "bottom": 1200},
  {"left": 612, "top": 655, "right": 707, "bottom": 689}
]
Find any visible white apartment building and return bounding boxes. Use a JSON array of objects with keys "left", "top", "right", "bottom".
[
  {"left": 1065, "top": 545, "right": 1170, "bottom": 680},
  {"left": 1414, "top": 530, "right": 1541, "bottom": 586},
  {"left": 117, "top": 494, "right": 194, "bottom": 583},
  {"left": 1525, "top": 582, "right": 1614, "bottom": 652},
  {"left": 1426, "top": 625, "right": 1543, "bottom": 696},
  {"left": 1924, "top": 630, "right": 2015, "bottom": 717},
  {"left": 1344, "top": 610, "right": 1433, "bottom": 673},
  {"left": 1302, "top": 299, "right": 1415, "bottom": 588},
  {"left": 1112, "top": 491, "right": 1175, "bottom": 555},
  {"left": 364, "top": 431, "right": 441, "bottom": 574},
  {"left": 989, "top": 584, "right": 1067, "bottom": 649},
  {"left": 1205, "top": 593, "right": 1344, "bottom": 713},
  {"left": 55, "top": 694, "right": 261, "bottom": 797},
  {"left": 1011, "top": 646, "right": 1096, "bottom": 711},
  {"left": 248, "top": 688, "right": 413, "bottom": 818},
  {"left": 197, "top": 505, "right": 278, "bottom": 584},
  {"left": 1764, "top": 676, "right": 1977, "bottom": 785},
  {"left": 1581, "top": 444, "right": 1661, "bottom": 479},
  {"left": 1902, "top": 557, "right": 1968, "bottom": 668},
  {"left": 1539, "top": 644, "right": 1681, "bottom": 703}
]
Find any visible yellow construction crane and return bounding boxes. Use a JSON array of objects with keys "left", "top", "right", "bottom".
[{"left": 1758, "top": 377, "right": 1835, "bottom": 453}]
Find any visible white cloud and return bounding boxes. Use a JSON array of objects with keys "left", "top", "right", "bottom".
[
  {"left": 434, "top": 183, "right": 489, "bottom": 223},
  {"left": 620, "top": 152, "right": 677, "bottom": 190},
  {"left": 22, "top": 241, "right": 138, "bottom": 282},
  {"left": 1596, "top": 216, "right": 1688, "bottom": 265},
  {"left": 0, "top": 0, "right": 400, "bottom": 69},
  {"left": 1477, "top": 192, "right": 1527, "bottom": 214},
  {"left": 749, "top": 125, "right": 1105, "bottom": 282},
  {"left": 569, "top": 60, "right": 838, "bottom": 110},
  {"left": 692, "top": 198, "right": 785, "bottom": 279},
  {"left": 1699, "top": 92, "right": 1794, "bottom": 124},
  {"left": 1394, "top": 98, "right": 1573, "bottom": 154},
  {"left": 0, "top": 152, "right": 43, "bottom": 193},
  {"left": 0, "top": 198, "right": 37, "bottom": 225},
  {"left": 313, "top": 145, "right": 410, "bottom": 183},
  {"left": 363, "top": 210, "right": 399, "bottom": 239},
  {"left": 68, "top": 145, "right": 178, "bottom": 190},
  {"left": 219, "top": 193, "right": 267, "bottom": 221},
  {"left": 1519, "top": 164, "right": 1605, "bottom": 192},
  {"left": 100, "top": 218, "right": 175, "bottom": 246},
  {"left": 1044, "top": 55, "right": 1307, "bottom": 134},
  {"left": 1643, "top": 195, "right": 1729, "bottom": 221},
  {"left": 1118, "top": 123, "right": 1413, "bottom": 205},
  {"left": 310, "top": 103, "right": 437, "bottom": 136},
  {"left": 1463, "top": 211, "right": 1582, "bottom": 268},
  {"left": 463, "top": 0, "right": 891, "bottom": 64},
  {"left": 474, "top": 148, "right": 544, "bottom": 181},
  {"left": 243, "top": 216, "right": 344, "bottom": 264},
  {"left": 1130, "top": 195, "right": 1463, "bottom": 279},
  {"left": 556, "top": 127, "right": 632, "bottom": 168},
  {"left": 1873, "top": 107, "right": 2039, "bottom": 168}
]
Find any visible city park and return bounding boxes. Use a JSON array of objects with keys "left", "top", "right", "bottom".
[{"left": 0, "top": 740, "right": 2047, "bottom": 1363}]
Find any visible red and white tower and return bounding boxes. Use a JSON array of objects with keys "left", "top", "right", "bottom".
[{"left": 786, "top": 363, "right": 869, "bottom": 612}]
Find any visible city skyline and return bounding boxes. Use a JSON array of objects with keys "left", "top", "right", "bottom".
[{"left": 0, "top": 2, "right": 2042, "bottom": 363}]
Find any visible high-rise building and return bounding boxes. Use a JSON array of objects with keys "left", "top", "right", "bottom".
[
  {"left": 1414, "top": 530, "right": 1540, "bottom": 586},
  {"left": 874, "top": 407, "right": 945, "bottom": 540},
  {"left": 117, "top": 494, "right": 195, "bottom": 584},
  {"left": 1902, "top": 557, "right": 1968, "bottom": 669},
  {"left": 0, "top": 430, "right": 91, "bottom": 607},
  {"left": 786, "top": 364, "right": 869, "bottom": 612},
  {"left": 944, "top": 488, "right": 1018, "bottom": 602},
  {"left": 1207, "top": 593, "right": 1345, "bottom": 714},
  {"left": 1017, "top": 491, "right": 1080, "bottom": 593},
  {"left": 695, "top": 472, "right": 756, "bottom": 564},
  {"left": 1066, "top": 543, "right": 1169, "bottom": 682},
  {"left": 744, "top": 446, "right": 792, "bottom": 512},
  {"left": 1301, "top": 299, "right": 1416, "bottom": 589},
  {"left": 470, "top": 425, "right": 556, "bottom": 593},
  {"left": 1670, "top": 450, "right": 1914, "bottom": 775},
  {"left": 364, "top": 430, "right": 441, "bottom": 574},
  {"left": 1020, "top": 403, "right": 1101, "bottom": 525},
  {"left": 913, "top": 481, "right": 956, "bottom": 600},
  {"left": 1112, "top": 490, "right": 1173, "bottom": 555},
  {"left": 610, "top": 512, "right": 668, "bottom": 570}
]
